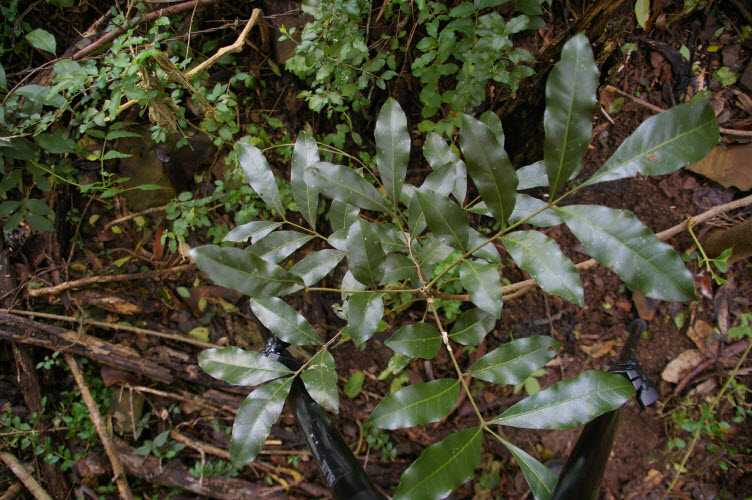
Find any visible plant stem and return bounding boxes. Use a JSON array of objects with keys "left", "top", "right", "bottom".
[
  {"left": 663, "top": 338, "right": 752, "bottom": 498},
  {"left": 685, "top": 219, "right": 713, "bottom": 274}
]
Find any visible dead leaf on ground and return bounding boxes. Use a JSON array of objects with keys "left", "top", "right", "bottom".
[
  {"left": 633, "top": 291, "right": 659, "bottom": 321},
  {"left": 661, "top": 349, "right": 705, "bottom": 383},
  {"left": 72, "top": 290, "right": 160, "bottom": 315},
  {"left": 687, "top": 320, "right": 720, "bottom": 358},
  {"left": 580, "top": 340, "right": 617, "bottom": 359},
  {"left": 686, "top": 144, "right": 752, "bottom": 191}
]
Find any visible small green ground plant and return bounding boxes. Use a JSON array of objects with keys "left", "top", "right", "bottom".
[{"left": 192, "top": 33, "right": 719, "bottom": 499}]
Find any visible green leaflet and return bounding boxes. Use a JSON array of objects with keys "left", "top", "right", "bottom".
[
  {"left": 381, "top": 253, "right": 419, "bottom": 285},
  {"left": 468, "top": 228, "right": 502, "bottom": 265},
  {"left": 501, "top": 438, "right": 557, "bottom": 500},
  {"left": 368, "top": 379, "right": 460, "bottom": 430},
  {"left": 492, "top": 370, "right": 635, "bottom": 429},
  {"left": 199, "top": 346, "right": 293, "bottom": 386},
  {"left": 466, "top": 336, "right": 561, "bottom": 385},
  {"left": 230, "top": 377, "right": 293, "bottom": 466},
  {"left": 556, "top": 205, "right": 696, "bottom": 302},
  {"left": 301, "top": 350, "right": 339, "bottom": 412},
  {"left": 502, "top": 230, "right": 583, "bottom": 306},
  {"left": 376, "top": 98, "right": 410, "bottom": 204},
  {"left": 507, "top": 194, "right": 562, "bottom": 228},
  {"left": 516, "top": 161, "right": 548, "bottom": 190},
  {"left": 346, "top": 219, "right": 386, "bottom": 288},
  {"left": 329, "top": 200, "right": 360, "bottom": 232},
  {"left": 393, "top": 426, "right": 482, "bottom": 500},
  {"left": 189, "top": 245, "right": 302, "bottom": 297},
  {"left": 347, "top": 292, "right": 384, "bottom": 345},
  {"left": 237, "top": 143, "right": 286, "bottom": 216},
  {"left": 289, "top": 249, "right": 345, "bottom": 286},
  {"left": 223, "top": 221, "right": 281, "bottom": 243},
  {"left": 248, "top": 230, "right": 313, "bottom": 264},
  {"left": 543, "top": 33, "right": 598, "bottom": 196},
  {"left": 305, "top": 161, "right": 389, "bottom": 212},
  {"left": 460, "top": 259, "right": 503, "bottom": 319},
  {"left": 460, "top": 113, "right": 518, "bottom": 225},
  {"left": 416, "top": 191, "right": 470, "bottom": 252},
  {"left": 385, "top": 323, "right": 442, "bottom": 359},
  {"left": 291, "top": 131, "right": 320, "bottom": 228},
  {"left": 250, "top": 297, "right": 322, "bottom": 346},
  {"left": 423, "top": 131, "right": 467, "bottom": 203},
  {"left": 449, "top": 308, "right": 496, "bottom": 346},
  {"left": 584, "top": 102, "right": 720, "bottom": 186}
]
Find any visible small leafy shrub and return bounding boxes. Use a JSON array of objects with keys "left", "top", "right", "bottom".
[
  {"left": 192, "top": 34, "right": 719, "bottom": 499},
  {"left": 284, "top": 0, "right": 546, "bottom": 135}
]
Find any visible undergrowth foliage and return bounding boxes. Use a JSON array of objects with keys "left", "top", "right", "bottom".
[{"left": 193, "top": 34, "right": 719, "bottom": 499}]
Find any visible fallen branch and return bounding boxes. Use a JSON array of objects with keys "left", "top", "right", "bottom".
[
  {"left": 0, "top": 452, "right": 52, "bottom": 500},
  {"left": 65, "top": 354, "right": 133, "bottom": 500},
  {"left": 26, "top": 264, "right": 195, "bottom": 297},
  {"left": 115, "top": 439, "right": 288, "bottom": 500}
]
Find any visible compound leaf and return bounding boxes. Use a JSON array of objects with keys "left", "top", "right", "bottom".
[
  {"left": 190, "top": 245, "right": 303, "bottom": 297},
  {"left": 491, "top": 370, "right": 635, "bottom": 429},
  {"left": 584, "top": 102, "right": 720, "bottom": 186},
  {"left": 501, "top": 438, "right": 557, "bottom": 500},
  {"left": 368, "top": 379, "right": 460, "bottom": 430},
  {"left": 301, "top": 350, "right": 339, "bottom": 412},
  {"left": 250, "top": 297, "right": 322, "bottom": 346},
  {"left": 230, "top": 377, "right": 293, "bottom": 466},
  {"left": 393, "top": 426, "right": 482, "bottom": 500},
  {"left": 460, "top": 260, "right": 503, "bottom": 319},
  {"left": 248, "top": 230, "right": 313, "bottom": 264},
  {"left": 291, "top": 131, "right": 320, "bottom": 228},
  {"left": 386, "top": 323, "right": 442, "bottom": 359},
  {"left": 376, "top": 98, "right": 410, "bottom": 204},
  {"left": 346, "top": 219, "right": 386, "bottom": 288},
  {"left": 305, "top": 161, "right": 388, "bottom": 212},
  {"left": 237, "top": 143, "right": 285, "bottom": 216},
  {"left": 199, "top": 346, "right": 293, "bottom": 386},
  {"left": 347, "top": 292, "right": 383, "bottom": 345},
  {"left": 416, "top": 191, "right": 469, "bottom": 252},
  {"left": 449, "top": 308, "right": 496, "bottom": 346},
  {"left": 223, "top": 221, "right": 281, "bottom": 243},
  {"left": 460, "top": 114, "right": 518, "bottom": 225},
  {"left": 289, "top": 249, "right": 345, "bottom": 286},
  {"left": 556, "top": 205, "right": 695, "bottom": 302},
  {"left": 466, "top": 336, "right": 561, "bottom": 385},
  {"left": 502, "top": 230, "right": 583, "bottom": 306},
  {"left": 544, "top": 33, "right": 598, "bottom": 196}
]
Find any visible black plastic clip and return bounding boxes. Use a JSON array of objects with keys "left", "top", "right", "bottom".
[{"left": 609, "top": 359, "right": 660, "bottom": 408}]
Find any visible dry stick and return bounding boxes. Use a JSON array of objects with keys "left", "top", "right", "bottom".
[
  {"left": 102, "top": 204, "right": 171, "bottom": 231},
  {"left": 26, "top": 264, "right": 195, "bottom": 297},
  {"left": 0, "top": 481, "right": 26, "bottom": 500},
  {"left": 71, "top": 0, "right": 224, "bottom": 61},
  {"left": 116, "top": 9, "right": 263, "bottom": 116},
  {"left": 0, "top": 452, "right": 53, "bottom": 500},
  {"left": 64, "top": 354, "right": 134, "bottom": 500},
  {"left": 605, "top": 85, "right": 752, "bottom": 138},
  {"left": 3, "top": 309, "right": 218, "bottom": 349}
]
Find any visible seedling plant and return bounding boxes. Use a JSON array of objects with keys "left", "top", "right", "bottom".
[{"left": 193, "top": 34, "right": 719, "bottom": 499}]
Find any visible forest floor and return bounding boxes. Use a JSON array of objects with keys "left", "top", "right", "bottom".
[{"left": 1, "top": 1, "right": 751, "bottom": 499}]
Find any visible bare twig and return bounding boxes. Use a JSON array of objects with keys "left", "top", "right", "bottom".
[
  {"left": 0, "top": 452, "right": 53, "bottom": 500},
  {"left": 26, "top": 264, "right": 195, "bottom": 297},
  {"left": 605, "top": 85, "right": 752, "bottom": 138},
  {"left": 65, "top": 354, "right": 133, "bottom": 500}
]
